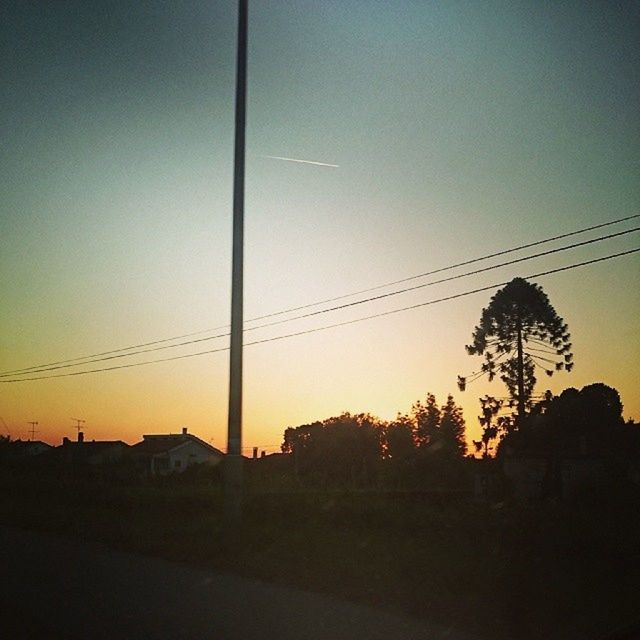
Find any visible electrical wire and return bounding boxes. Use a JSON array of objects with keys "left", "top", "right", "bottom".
[
  {"left": 246, "top": 213, "right": 640, "bottom": 316},
  {"left": 2, "top": 246, "right": 636, "bottom": 383},
  {"left": 2, "top": 226, "right": 637, "bottom": 378},
  {"left": 2, "top": 213, "right": 637, "bottom": 376},
  {"left": 243, "top": 226, "right": 638, "bottom": 332}
]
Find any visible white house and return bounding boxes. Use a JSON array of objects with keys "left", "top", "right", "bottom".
[{"left": 133, "top": 427, "right": 224, "bottom": 475}]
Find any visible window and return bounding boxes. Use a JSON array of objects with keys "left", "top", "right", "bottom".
[{"left": 174, "top": 459, "right": 182, "bottom": 468}]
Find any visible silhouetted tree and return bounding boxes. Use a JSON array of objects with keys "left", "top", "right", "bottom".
[
  {"left": 500, "top": 383, "right": 628, "bottom": 459},
  {"left": 475, "top": 395, "right": 501, "bottom": 457},
  {"left": 385, "top": 414, "right": 416, "bottom": 460},
  {"left": 458, "top": 278, "right": 573, "bottom": 424},
  {"left": 440, "top": 395, "right": 467, "bottom": 457},
  {"left": 412, "top": 393, "right": 441, "bottom": 448},
  {"left": 281, "top": 413, "right": 385, "bottom": 486},
  {"left": 474, "top": 395, "right": 516, "bottom": 457},
  {"left": 579, "top": 383, "right": 624, "bottom": 431},
  {"left": 409, "top": 393, "right": 467, "bottom": 458}
]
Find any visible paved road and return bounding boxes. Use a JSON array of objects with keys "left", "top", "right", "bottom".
[{"left": 0, "top": 526, "right": 474, "bottom": 640}]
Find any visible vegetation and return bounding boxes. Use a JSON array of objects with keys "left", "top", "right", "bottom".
[
  {"left": 1, "top": 384, "right": 638, "bottom": 639},
  {"left": 502, "top": 382, "right": 640, "bottom": 460},
  {"left": 281, "top": 393, "right": 467, "bottom": 489},
  {"left": 0, "top": 459, "right": 638, "bottom": 640},
  {"left": 458, "top": 278, "right": 573, "bottom": 423}
]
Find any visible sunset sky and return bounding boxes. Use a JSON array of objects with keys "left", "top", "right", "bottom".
[{"left": 1, "top": 1, "right": 638, "bottom": 452}]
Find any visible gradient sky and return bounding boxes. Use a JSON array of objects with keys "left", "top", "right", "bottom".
[{"left": 1, "top": 1, "right": 638, "bottom": 451}]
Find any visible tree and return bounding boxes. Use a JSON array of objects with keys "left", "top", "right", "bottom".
[
  {"left": 412, "top": 393, "right": 441, "bottom": 448},
  {"left": 579, "top": 383, "right": 624, "bottom": 431},
  {"left": 499, "top": 383, "right": 628, "bottom": 459},
  {"left": 474, "top": 395, "right": 515, "bottom": 457},
  {"left": 440, "top": 395, "right": 467, "bottom": 457},
  {"left": 411, "top": 393, "right": 466, "bottom": 458},
  {"left": 474, "top": 395, "right": 501, "bottom": 457},
  {"left": 281, "top": 413, "right": 385, "bottom": 486},
  {"left": 385, "top": 414, "right": 415, "bottom": 460},
  {"left": 458, "top": 278, "right": 573, "bottom": 424}
]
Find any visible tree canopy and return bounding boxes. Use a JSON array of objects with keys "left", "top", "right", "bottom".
[
  {"left": 280, "top": 394, "right": 467, "bottom": 486},
  {"left": 499, "top": 382, "right": 637, "bottom": 459},
  {"left": 281, "top": 412, "right": 384, "bottom": 485},
  {"left": 458, "top": 278, "right": 573, "bottom": 422}
]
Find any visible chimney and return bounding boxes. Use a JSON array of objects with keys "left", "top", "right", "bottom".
[
  {"left": 252, "top": 447, "right": 258, "bottom": 459},
  {"left": 182, "top": 427, "right": 188, "bottom": 436},
  {"left": 62, "top": 437, "right": 70, "bottom": 446},
  {"left": 78, "top": 431, "right": 84, "bottom": 443}
]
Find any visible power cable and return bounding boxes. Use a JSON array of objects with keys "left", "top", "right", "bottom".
[
  {"left": 2, "top": 213, "right": 636, "bottom": 376},
  {"left": 2, "top": 246, "right": 636, "bottom": 383},
  {"left": 2, "top": 226, "right": 637, "bottom": 378},
  {"left": 242, "top": 226, "right": 638, "bottom": 332},
  {"left": 247, "top": 213, "right": 640, "bottom": 317}
]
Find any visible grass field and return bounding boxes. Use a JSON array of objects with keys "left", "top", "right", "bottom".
[{"left": 1, "top": 465, "right": 638, "bottom": 640}]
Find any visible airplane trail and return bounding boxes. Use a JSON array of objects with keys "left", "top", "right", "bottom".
[{"left": 264, "top": 155, "right": 339, "bottom": 168}]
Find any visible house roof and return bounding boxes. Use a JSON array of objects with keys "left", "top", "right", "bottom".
[
  {"left": 10, "top": 440, "right": 52, "bottom": 450},
  {"left": 132, "top": 433, "right": 224, "bottom": 456},
  {"left": 61, "top": 440, "right": 129, "bottom": 451},
  {"left": 53, "top": 441, "right": 130, "bottom": 459},
  {"left": 3, "top": 440, "right": 53, "bottom": 458}
]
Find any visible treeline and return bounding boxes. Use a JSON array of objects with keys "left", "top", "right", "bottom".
[
  {"left": 502, "top": 383, "right": 640, "bottom": 460},
  {"left": 279, "top": 393, "right": 468, "bottom": 489}
]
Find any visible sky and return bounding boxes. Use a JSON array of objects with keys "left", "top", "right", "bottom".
[{"left": 1, "top": 0, "right": 639, "bottom": 452}]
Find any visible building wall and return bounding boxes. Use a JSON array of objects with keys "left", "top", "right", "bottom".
[{"left": 166, "top": 441, "right": 223, "bottom": 473}]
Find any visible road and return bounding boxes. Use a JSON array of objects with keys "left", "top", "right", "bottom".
[{"left": 0, "top": 526, "right": 474, "bottom": 640}]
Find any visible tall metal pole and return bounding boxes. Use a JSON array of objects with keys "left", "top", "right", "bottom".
[{"left": 225, "top": 0, "right": 248, "bottom": 527}]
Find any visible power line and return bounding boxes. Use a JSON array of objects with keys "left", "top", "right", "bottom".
[
  {"left": 2, "top": 226, "right": 637, "bottom": 378},
  {"left": 2, "top": 246, "right": 637, "bottom": 383},
  {"left": 247, "top": 213, "right": 640, "bottom": 317},
  {"left": 242, "top": 226, "right": 638, "bottom": 331},
  {"left": 2, "top": 213, "right": 636, "bottom": 377}
]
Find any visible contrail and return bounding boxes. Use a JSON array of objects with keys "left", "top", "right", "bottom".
[{"left": 263, "top": 155, "right": 339, "bottom": 168}]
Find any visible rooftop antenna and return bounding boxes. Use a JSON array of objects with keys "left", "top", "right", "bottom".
[
  {"left": 0, "top": 417, "right": 10, "bottom": 439},
  {"left": 71, "top": 418, "right": 86, "bottom": 436},
  {"left": 27, "top": 421, "right": 39, "bottom": 441}
]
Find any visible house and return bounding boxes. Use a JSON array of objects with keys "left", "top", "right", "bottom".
[
  {"left": 57, "top": 432, "right": 131, "bottom": 465},
  {"left": 3, "top": 439, "right": 53, "bottom": 459},
  {"left": 132, "top": 427, "right": 224, "bottom": 475}
]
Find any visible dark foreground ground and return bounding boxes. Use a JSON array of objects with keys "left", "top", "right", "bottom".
[
  {"left": 1, "top": 470, "right": 639, "bottom": 639},
  {"left": 0, "top": 525, "right": 467, "bottom": 640}
]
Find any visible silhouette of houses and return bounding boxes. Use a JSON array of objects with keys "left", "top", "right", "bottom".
[
  {"left": 133, "top": 427, "right": 224, "bottom": 476},
  {"left": 4, "top": 439, "right": 52, "bottom": 459},
  {"left": 57, "top": 431, "right": 131, "bottom": 465}
]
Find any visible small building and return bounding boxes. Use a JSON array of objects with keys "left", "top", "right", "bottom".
[
  {"left": 132, "top": 427, "right": 224, "bottom": 475},
  {"left": 58, "top": 432, "right": 131, "bottom": 465},
  {"left": 4, "top": 440, "right": 53, "bottom": 459}
]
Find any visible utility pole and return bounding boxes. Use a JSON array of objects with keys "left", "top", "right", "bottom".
[
  {"left": 27, "top": 421, "right": 39, "bottom": 441},
  {"left": 224, "top": 0, "right": 248, "bottom": 528}
]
